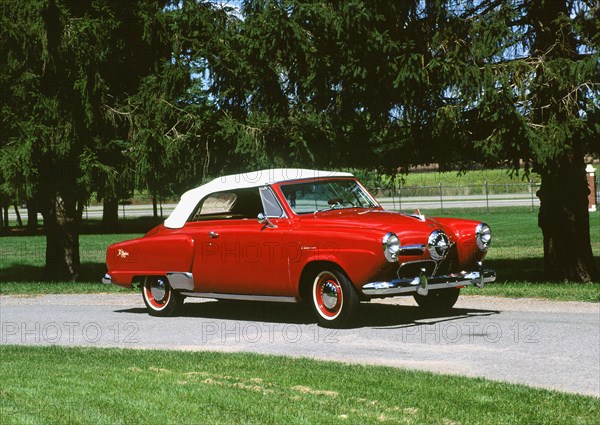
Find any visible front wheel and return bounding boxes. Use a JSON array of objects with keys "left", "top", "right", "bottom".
[
  {"left": 413, "top": 287, "right": 460, "bottom": 311},
  {"left": 311, "top": 268, "right": 359, "bottom": 328},
  {"left": 142, "top": 276, "right": 184, "bottom": 317}
]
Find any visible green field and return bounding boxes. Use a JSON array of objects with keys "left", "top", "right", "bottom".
[
  {"left": 1, "top": 208, "right": 599, "bottom": 300},
  {"left": 353, "top": 168, "right": 543, "bottom": 197},
  {"left": 353, "top": 168, "right": 541, "bottom": 186},
  {"left": 1, "top": 345, "right": 598, "bottom": 425}
]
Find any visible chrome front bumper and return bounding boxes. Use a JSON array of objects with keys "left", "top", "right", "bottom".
[{"left": 362, "top": 264, "right": 496, "bottom": 297}]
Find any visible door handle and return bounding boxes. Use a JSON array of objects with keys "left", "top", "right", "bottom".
[{"left": 209, "top": 231, "right": 219, "bottom": 239}]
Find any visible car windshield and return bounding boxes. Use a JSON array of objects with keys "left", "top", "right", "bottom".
[{"left": 280, "top": 179, "right": 378, "bottom": 214}]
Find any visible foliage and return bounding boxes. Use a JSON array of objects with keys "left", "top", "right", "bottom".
[
  {"left": 209, "top": 0, "right": 599, "bottom": 281},
  {"left": 1, "top": 0, "right": 598, "bottom": 281},
  {"left": 0, "top": 1, "right": 229, "bottom": 278},
  {"left": 208, "top": 0, "right": 599, "bottom": 172}
]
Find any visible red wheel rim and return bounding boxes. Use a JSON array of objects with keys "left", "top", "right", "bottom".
[
  {"left": 144, "top": 277, "right": 171, "bottom": 310},
  {"left": 313, "top": 272, "right": 343, "bottom": 319}
]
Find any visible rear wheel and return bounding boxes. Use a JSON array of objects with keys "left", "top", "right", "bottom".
[
  {"left": 413, "top": 287, "right": 460, "bottom": 311},
  {"left": 311, "top": 268, "right": 359, "bottom": 328},
  {"left": 142, "top": 276, "right": 184, "bottom": 316}
]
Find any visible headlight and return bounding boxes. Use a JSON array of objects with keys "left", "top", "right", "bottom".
[
  {"left": 476, "top": 223, "right": 492, "bottom": 251},
  {"left": 382, "top": 232, "right": 401, "bottom": 262},
  {"left": 428, "top": 230, "right": 450, "bottom": 261}
]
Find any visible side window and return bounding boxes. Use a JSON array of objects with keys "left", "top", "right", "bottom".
[
  {"left": 230, "top": 188, "right": 263, "bottom": 218},
  {"left": 189, "top": 188, "right": 264, "bottom": 221},
  {"left": 259, "top": 187, "right": 285, "bottom": 218},
  {"left": 190, "top": 192, "right": 237, "bottom": 221},
  {"left": 199, "top": 192, "right": 237, "bottom": 215}
]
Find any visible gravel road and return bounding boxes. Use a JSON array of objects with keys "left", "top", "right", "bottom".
[{"left": 1, "top": 293, "right": 598, "bottom": 397}]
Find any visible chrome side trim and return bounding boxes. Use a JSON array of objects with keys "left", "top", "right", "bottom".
[
  {"left": 166, "top": 272, "right": 195, "bottom": 291},
  {"left": 102, "top": 274, "right": 112, "bottom": 285},
  {"left": 180, "top": 292, "right": 297, "bottom": 303},
  {"left": 362, "top": 269, "right": 496, "bottom": 296}
]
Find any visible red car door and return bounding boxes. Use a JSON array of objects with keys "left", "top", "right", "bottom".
[
  {"left": 190, "top": 218, "right": 292, "bottom": 295},
  {"left": 187, "top": 186, "right": 293, "bottom": 296}
]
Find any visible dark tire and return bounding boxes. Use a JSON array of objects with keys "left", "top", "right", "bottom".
[
  {"left": 142, "top": 276, "right": 184, "bottom": 317},
  {"left": 413, "top": 287, "right": 460, "bottom": 311},
  {"left": 311, "top": 268, "right": 359, "bottom": 328}
]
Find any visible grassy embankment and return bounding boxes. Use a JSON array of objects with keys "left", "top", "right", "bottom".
[{"left": 0, "top": 345, "right": 598, "bottom": 424}]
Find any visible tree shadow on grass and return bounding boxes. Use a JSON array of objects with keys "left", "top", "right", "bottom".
[
  {"left": 486, "top": 256, "right": 600, "bottom": 282},
  {"left": 0, "top": 262, "right": 106, "bottom": 283},
  {"left": 485, "top": 257, "right": 544, "bottom": 282},
  {"left": 80, "top": 217, "right": 163, "bottom": 235},
  {"left": 4, "top": 216, "right": 163, "bottom": 237}
]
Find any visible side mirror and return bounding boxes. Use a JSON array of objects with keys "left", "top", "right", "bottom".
[
  {"left": 257, "top": 212, "right": 277, "bottom": 228},
  {"left": 257, "top": 212, "right": 267, "bottom": 224}
]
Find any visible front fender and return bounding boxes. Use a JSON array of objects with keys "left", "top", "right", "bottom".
[
  {"left": 433, "top": 218, "right": 487, "bottom": 267},
  {"left": 293, "top": 244, "right": 386, "bottom": 293}
]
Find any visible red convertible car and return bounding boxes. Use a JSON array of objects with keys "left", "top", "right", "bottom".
[{"left": 103, "top": 169, "right": 496, "bottom": 327}]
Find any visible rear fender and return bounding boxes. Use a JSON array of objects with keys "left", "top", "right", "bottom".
[{"left": 106, "top": 234, "right": 195, "bottom": 286}]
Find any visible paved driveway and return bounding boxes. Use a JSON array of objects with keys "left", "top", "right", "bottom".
[{"left": 1, "top": 294, "right": 598, "bottom": 397}]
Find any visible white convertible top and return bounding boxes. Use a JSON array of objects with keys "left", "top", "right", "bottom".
[{"left": 164, "top": 168, "right": 353, "bottom": 229}]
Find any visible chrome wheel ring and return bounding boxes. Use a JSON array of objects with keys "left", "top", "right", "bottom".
[{"left": 313, "top": 271, "right": 344, "bottom": 319}]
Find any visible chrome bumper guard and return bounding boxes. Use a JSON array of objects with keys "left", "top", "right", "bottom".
[
  {"left": 101, "top": 272, "right": 193, "bottom": 290},
  {"left": 362, "top": 263, "right": 496, "bottom": 297}
]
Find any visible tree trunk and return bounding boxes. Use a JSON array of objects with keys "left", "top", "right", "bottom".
[
  {"left": 41, "top": 193, "right": 81, "bottom": 281},
  {"left": 102, "top": 197, "right": 119, "bottom": 229},
  {"left": 13, "top": 203, "right": 23, "bottom": 228},
  {"left": 152, "top": 196, "right": 158, "bottom": 218},
  {"left": 537, "top": 156, "right": 598, "bottom": 282},
  {"left": 2, "top": 204, "right": 8, "bottom": 229},
  {"left": 529, "top": 1, "right": 597, "bottom": 282},
  {"left": 26, "top": 198, "right": 39, "bottom": 232}
]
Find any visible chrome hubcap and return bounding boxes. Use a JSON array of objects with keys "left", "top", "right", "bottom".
[
  {"left": 150, "top": 278, "right": 166, "bottom": 302},
  {"left": 321, "top": 281, "right": 339, "bottom": 309}
]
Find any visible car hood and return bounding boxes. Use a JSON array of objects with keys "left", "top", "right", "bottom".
[{"left": 298, "top": 209, "right": 443, "bottom": 238}]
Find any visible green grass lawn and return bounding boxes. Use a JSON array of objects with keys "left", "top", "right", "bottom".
[
  {"left": 1, "top": 345, "right": 598, "bottom": 425},
  {"left": 1, "top": 208, "right": 598, "bottom": 300},
  {"left": 0, "top": 233, "right": 139, "bottom": 294}
]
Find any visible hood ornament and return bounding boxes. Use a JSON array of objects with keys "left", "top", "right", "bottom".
[{"left": 407, "top": 209, "right": 426, "bottom": 222}]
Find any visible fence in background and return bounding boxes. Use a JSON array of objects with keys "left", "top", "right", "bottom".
[
  {"left": 4, "top": 178, "right": 600, "bottom": 224},
  {"left": 370, "top": 177, "right": 600, "bottom": 213},
  {"left": 371, "top": 181, "right": 541, "bottom": 213}
]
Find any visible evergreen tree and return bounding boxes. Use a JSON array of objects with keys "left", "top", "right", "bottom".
[
  {"left": 432, "top": 0, "right": 599, "bottom": 281},
  {"left": 216, "top": 0, "right": 598, "bottom": 281},
  {"left": 127, "top": 1, "right": 232, "bottom": 202},
  {"left": 0, "top": 0, "right": 172, "bottom": 279}
]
